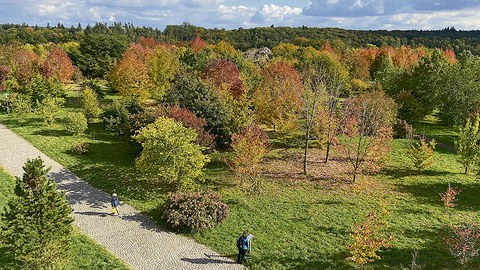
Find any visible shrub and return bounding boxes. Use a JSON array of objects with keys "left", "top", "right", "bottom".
[
  {"left": 163, "top": 191, "right": 228, "bottom": 233},
  {"left": 4, "top": 93, "right": 32, "bottom": 115},
  {"left": 63, "top": 112, "right": 88, "bottom": 135},
  {"left": 1, "top": 157, "right": 73, "bottom": 269},
  {"left": 132, "top": 117, "right": 210, "bottom": 190},
  {"left": 445, "top": 222, "right": 480, "bottom": 266},
  {"left": 230, "top": 124, "right": 269, "bottom": 173},
  {"left": 347, "top": 208, "right": 392, "bottom": 269},
  {"left": 36, "top": 97, "right": 65, "bottom": 125},
  {"left": 439, "top": 183, "right": 461, "bottom": 208},
  {"left": 407, "top": 138, "right": 436, "bottom": 171},
  {"left": 71, "top": 142, "right": 90, "bottom": 155},
  {"left": 456, "top": 115, "right": 480, "bottom": 174},
  {"left": 81, "top": 87, "right": 102, "bottom": 122},
  {"left": 394, "top": 119, "right": 415, "bottom": 139}
]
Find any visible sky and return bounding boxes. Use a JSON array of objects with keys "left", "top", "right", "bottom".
[{"left": 1, "top": 0, "right": 480, "bottom": 30}]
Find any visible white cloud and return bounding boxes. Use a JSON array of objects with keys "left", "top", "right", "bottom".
[{"left": 251, "top": 4, "right": 302, "bottom": 24}]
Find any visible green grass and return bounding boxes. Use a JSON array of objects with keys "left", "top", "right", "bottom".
[
  {"left": 1, "top": 107, "right": 479, "bottom": 269},
  {"left": 0, "top": 167, "right": 131, "bottom": 270},
  {"left": 414, "top": 115, "right": 459, "bottom": 147}
]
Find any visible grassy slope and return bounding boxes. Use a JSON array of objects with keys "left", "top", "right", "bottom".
[
  {"left": 0, "top": 167, "right": 131, "bottom": 270},
  {"left": 1, "top": 107, "right": 479, "bottom": 269}
]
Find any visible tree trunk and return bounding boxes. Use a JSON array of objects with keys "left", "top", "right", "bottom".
[
  {"left": 464, "top": 165, "right": 469, "bottom": 175},
  {"left": 303, "top": 128, "right": 310, "bottom": 175},
  {"left": 325, "top": 142, "right": 331, "bottom": 163}
]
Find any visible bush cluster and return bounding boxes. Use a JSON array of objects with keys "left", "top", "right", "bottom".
[
  {"left": 63, "top": 112, "right": 88, "bottom": 135},
  {"left": 163, "top": 191, "right": 228, "bottom": 233}
]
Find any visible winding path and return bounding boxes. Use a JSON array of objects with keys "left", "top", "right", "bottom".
[{"left": 0, "top": 123, "right": 245, "bottom": 270}]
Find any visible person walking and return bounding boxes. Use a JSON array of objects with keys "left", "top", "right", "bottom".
[
  {"left": 111, "top": 193, "right": 120, "bottom": 216},
  {"left": 236, "top": 230, "right": 250, "bottom": 264}
]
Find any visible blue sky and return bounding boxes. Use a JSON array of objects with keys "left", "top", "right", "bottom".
[{"left": 1, "top": 0, "right": 480, "bottom": 30}]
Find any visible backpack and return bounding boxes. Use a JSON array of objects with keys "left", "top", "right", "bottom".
[{"left": 237, "top": 237, "right": 246, "bottom": 249}]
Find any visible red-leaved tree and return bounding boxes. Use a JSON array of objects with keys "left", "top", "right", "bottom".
[
  {"left": 167, "top": 106, "right": 215, "bottom": 150},
  {"left": 204, "top": 59, "right": 245, "bottom": 99},
  {"left": 191, "top": 36, "right": 207, "bottom": 54},
  {"left": 41, "top": 47, "right": 75, "bottom": 83}
]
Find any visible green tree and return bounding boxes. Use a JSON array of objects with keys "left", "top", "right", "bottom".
[
  {"left": 456, "top": 115, "right": 480, "bottom": 174},
  {"left": 407, "top": 138, "right": 436, "bottom": 171},
  {"left": 1, "top": 157, "right": 73, "bottom": 269},
  {"left": 36, "top": 97, "right": 65, "bottom": 125},
  {"left": 81, "top": 87, "right": 102, "bottom": 122},
  {"left": 147, "top": 45, "right": 180, "bottom": 100},
  {"left": 133, "top": 117, "right": 210, "bottom": 190},
  {"left": 63, "top": 112, "right": 88, "bottom": 135}
]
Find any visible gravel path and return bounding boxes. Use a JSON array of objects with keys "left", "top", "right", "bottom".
[{"left": 0, "top": 123, "right": 245, "bottom": 270}]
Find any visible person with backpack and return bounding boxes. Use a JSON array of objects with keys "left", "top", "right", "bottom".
[
  {"left": 236, "top": 230, "right": 250, "bottom": 264},
  {"left": 111, "top": 193, "right": 120, "bottom": 216}
]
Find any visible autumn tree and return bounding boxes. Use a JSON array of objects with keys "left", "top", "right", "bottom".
[
  {"left": 407, "top": 138, "right": 436, "bottom": 171},
  {"left": 229, "top": 124, "right": 269, "bottom": 174},
  {"left": 109, "top": 43, "right": 154, "bottom": 100},
  {"left": 339, "top": 91, "right": 396, "bottom": 182},
  {"left": 191, "top": 36, "right": 206, "bottom": 53},
  {"left": 167, "top": 106, "right": 215, "bottom": 149},
  {"left": 254, "top": 61, "right": 303, "bottom": 134},
  {"left": 301, "top": 51, "right": 349, "bottom": 174},
  {"left": 41, "top": 47, "right": 75, "bottom": 83},
  {"left": 147, "top": 45, "right": 180, "bottom": 100},
  {"left": 456, "top": 115, "right": 480, "bottom": 174},
  {"left": 204, "top": 59, "right": 252, "bottom": 133},
  {"left": 133, "top": 117, "right": 210, "bottom": 190},
  {"left": 12, "top": 48, "right": 40, "bottom": 86}
]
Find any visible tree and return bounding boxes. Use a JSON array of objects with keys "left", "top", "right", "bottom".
[
  {"left": 132, "top": 117, "right": 210, "bottom": 190},
  {"left": 339, "top": 91, "right": 396, "bottom": 182},
  {"left": 41, "top": 47, "right": 75, "bottom": 83},
  {"left": 78, "top": 33, "right": 129, "bottom": 78},
  {"left": 229, "top": 124, "right": 269, "bottom": 174},
  {"left": 347, "top": 204, "right": 392, "bottom": 269},
  {"left": 109, "top": 43, "right": 154, "bottom": 100},
  {"left": 190, "top": 36, "right": 206, "bottom": 53},
  {"left": 456, "top": 115, "right": 480, "bottom": 174},
  {"left": 147, "top": 45, "right": 180, "bottom": 100},
  {"left": 12, "top": 48, "right": 40, "bottom": 86},
  {"left": 63, "top": 112, "right": 88, "bottom": 135},
  {"left": 167, "top": 106, "right": 215, "bottom": 149},
  {"left": 407, "top": 138, "right": 436, "bottom": 171},
  {"left": 81, "top": 87, "right": 102, "bottom": 122},
  {"left": 166, "top": 69, "right": 231, "bottom": 147},
  {"left": 36, "top": 97, "right": 65, "bottom": 125},
  {"left": 1, "top": 157, "right": 73, "bottom": 269},
  {"left": 254, "top": 61, "right": 303, "bottom": 132}
]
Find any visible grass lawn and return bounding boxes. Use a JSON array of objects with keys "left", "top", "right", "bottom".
[
  {"left": 1, "top": 104, "right": 479, "bottom": 269},
  {"left": 0, "top": 167, "right": 131, "bottom": 270}
]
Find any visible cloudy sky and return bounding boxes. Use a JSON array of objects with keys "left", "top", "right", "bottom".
[{"left": 1, "top": 0, "right": 480, "bottom": 30}]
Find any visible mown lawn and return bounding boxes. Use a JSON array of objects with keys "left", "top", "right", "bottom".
[
  {"left": 0, "top": 167, "right": 131, "bottom": 270},
  {"left": 1, "top": 107, "right": 479, "bottom": 269}
]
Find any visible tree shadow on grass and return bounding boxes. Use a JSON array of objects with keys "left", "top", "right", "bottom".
[
  {"left": 0, "top": 246, "right": 18, "bottom": 270},
  {"left": 32, "top": 128, "right": 71, "bottom": 137},
  {"left": 393, "top": 181, "right": 480, "bottom": 211},
  {"left": 384, "top": 167, "right": 459, "bottom": 179}
]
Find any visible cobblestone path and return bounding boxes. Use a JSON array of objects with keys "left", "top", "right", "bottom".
[{"left": 0, "top": 123, "right": 245, "bottom": 270}]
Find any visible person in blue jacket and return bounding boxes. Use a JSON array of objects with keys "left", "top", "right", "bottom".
[
  {"left": 236, "top": 230, "right": 250, "bottom": 264},
  {"left": 111, "top": 193, "right": 120, "bottom": 216}
]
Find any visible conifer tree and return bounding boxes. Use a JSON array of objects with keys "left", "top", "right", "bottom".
[{"left": 1, "top": 157, "right": 73, "bottom": 269}]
